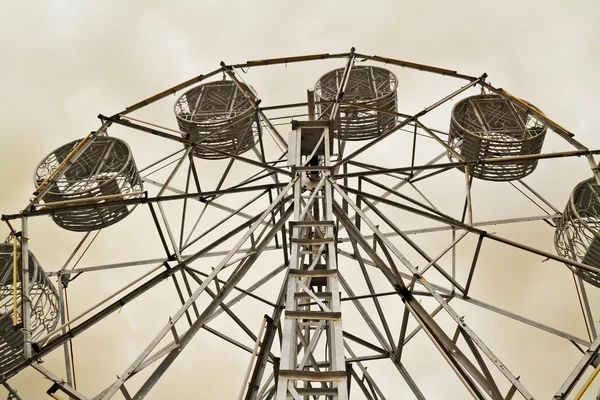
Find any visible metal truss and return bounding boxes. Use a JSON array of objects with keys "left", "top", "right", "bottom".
[{"left": 1, "top": 49, "right": 600, "bottom": 399}]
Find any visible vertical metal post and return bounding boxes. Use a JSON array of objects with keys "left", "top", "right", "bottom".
[
  {"left": 577, "top": 276, "right": 597, "bottom": 339},
  {"left": 465, "top": 233, "right": 485, "bottom": 296},
  {"left": 464, "top": 166, "right": 474, "bottom": 226},
  {"left": 12, "top": 235, "right": 18, "bottom": 326},
  {"left": 451, "top": 228, "right": 456, "bottom": 293},
  {"left": 20, "top": 217, "right": 32, "bottom": 359},
  {"left": 586, "top": 154, "right": 600, "bottom": 186},
  {"left": 410, "top": 123, "right": 417, "bottom": 178},
  {"left": 245, "top": 270, "right": 287, "bottom": 400},
  {"left": 307, "top": 90, "right": 316, "bottom": 121},
  {"left": 239, "top": 316, "right": 268, "bottom": 400},
  {"left": 58, "top": 278, "right": 75, "bottom": 399}
]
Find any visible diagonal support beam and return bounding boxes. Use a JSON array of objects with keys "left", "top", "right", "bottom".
[
  {"left": 361, "top": 196, "right": 468, "bottom": 293},
  {"left": 99, "top": 114, "right": 292, "bottom": 177},
  {"left": 337, "top": 207, "right": 490, "bottom": 398},
  {"left": 332, "top": 187, "right": 533, "bottom": 399},
  {"left": 31, "top": 362, "right": 89, "bottom": 400},
  {"left": 335, "top": 75, "right": 485, "bottom": 168},
  {"left": 459, "top": 330, "right": 503, "bottom": 400},
  {"left": 554, "top": 334, "right": 600, "bottom": 399},
  {"left": 337, "top": 202, "right": 495, "bottom": 397},
  {"left": 2, "top": 382, "right": 23, "bottom": 400},
  {"left": 131, "top": 205, "right": 294, "bottom": 399},
  {"left": 96, "top": 180, "right": 295, "bottom": 400},
  {"left": 244, "top": 274, "right": 288, "bottom": 400}
]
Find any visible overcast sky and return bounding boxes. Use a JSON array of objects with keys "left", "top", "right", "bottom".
[{"left": 1, "top": 1, "right": 600, "bottom": 399}]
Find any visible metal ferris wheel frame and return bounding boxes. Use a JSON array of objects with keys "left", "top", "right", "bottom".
[{"left": 1, "top": 48, "right": 600, "bottom": 400}]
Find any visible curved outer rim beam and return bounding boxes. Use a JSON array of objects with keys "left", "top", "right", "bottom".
[
  {"left": 352, "top": 53, "right": 478, "bottom": 81},
  {"left": 479, "top": 82, "right": 577, "bottom": 143},
  {"left": 117, "top": 67, "right": 224, "bottom": 116},
  {"left": 230, "top": 52, "right": 350, "bottom": 69},
  {"left": 229, "top": 51, "right": 478, "bottom": 82},
  {"left": 479, "top": 81, "right": 600, "bottom": 186},
  {"left": 117, "top": 50, "right": 477, "bottom": 118},
  {"left": 221, "top": 62, "right": 288, "bottom": 150},
  {"left": 29, "top": 121, "right": 111, "bottom": 208}
]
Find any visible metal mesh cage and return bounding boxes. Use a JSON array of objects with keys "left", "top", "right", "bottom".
[
  {"left": 555, "top": 177, "right": 600, "bottom": 287},
  {"left": 174, "top": 80, "right": 258, "bottom": 159},
  {"left": 35, "top": 136, "right": 143, "bottom": 232},
  {"left": 0, "top": 243, "right": 59, "bottom": 375},
  {"left": 448, "top": 94, "right": 547, "bottom": 181},
  {"left": 315, "top": 65, "right": 398, "bottom": 141}
]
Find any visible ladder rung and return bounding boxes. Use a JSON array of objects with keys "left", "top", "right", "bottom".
[
  {"left": 296, "top": 388, "right": 339, "bottom": 396},
  {"left": 300, "top": 250, "right": 328, "bottom": 255},
  {"left": 294, "top": 292, "right": 333, "bottom": 299},
  {"left": 285, "top": 311, "right": 341, "bottom": 320},
  {"left": 305, "top": 264, "right": 327, "bottom": 269},
  {"left": 279, "top": 370, "right": 346, "bottom": 382},
  {"left": 291, "top": 238, "right": 333, "bottom": 245},
  {"left": 290, "top": 269, "right": 337, "bottom": 277},
  {"left": 294, "top": 166, "right": 332, "bottom": 172},
  {"left": 290, "top": 220, "right": 335, "bottom": 227}
]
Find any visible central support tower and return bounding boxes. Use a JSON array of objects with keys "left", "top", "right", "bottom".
[{"left": 276, "top": 120, "right": 348, "bottom": 399}]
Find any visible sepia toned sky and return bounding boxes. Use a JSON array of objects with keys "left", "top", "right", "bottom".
[{"left": 1, "top": 1, "right": 600, "bottom": 399}]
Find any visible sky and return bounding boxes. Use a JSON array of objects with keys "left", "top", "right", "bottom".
[{"left": 0, "top": 1, "right": 600, "bottom": 399}]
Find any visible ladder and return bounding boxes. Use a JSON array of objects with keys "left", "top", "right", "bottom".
[{"left": 276, "top": 121, "right": 348, "bottom": 399}]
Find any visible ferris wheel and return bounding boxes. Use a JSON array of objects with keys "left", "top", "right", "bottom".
[{"left": 1, "top": 48, "right": 599, "bottom": 399}]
